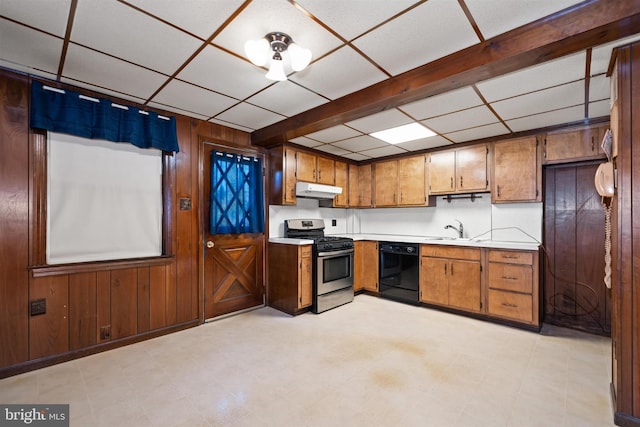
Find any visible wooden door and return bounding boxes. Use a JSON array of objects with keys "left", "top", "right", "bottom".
[
  {"left": 284, "top": 147, "right": 297, "bottom": 204},
  {"left": 203, "top": 144, "right": 265, "bottom": 319},
  {"left": 399, "top": 155, "right": 427, "bottom": 205},
  {"left": 355, "top": 241, "right": 378, "bottom": 292},
  {"left": 456, "top": 145, "right": 488, "bottom": 192},
  {"left": 334, "top": 161, "right": 348, "bottom": 207},
  {"left": 348, "top": 164, "right": 360, "bottom": 207},
  {"left": 448, "top": 259, "right": 481, "bottom": 312},
  {"left": 544, "top": 126, "right": 606, "bottom": 164},
  {"left": 493, "top": 136, "right": 540, "bottom": 202},
  {"left": 296, "top": 151, "right": 316, "bottom": 183},
  {"left": 420, "top": 257, "right": 448, "bottom": 305},
  {"left": 298, "top": 246, "right": 313, "bottom": 308},
  {"left": 374, "top": 160, "right": 398, "bottom": 206},
  {"left": 429, "top": 151, "right": 455, "bottom": 194},
  {"left": 544, "top": 162, "right": 610, "bottom": 335}
]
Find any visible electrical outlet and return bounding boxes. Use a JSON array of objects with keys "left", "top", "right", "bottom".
[
  {"left": 100, "top": 325, "right": 111, "bottom": 340},
  {"left": 332, "top": 219, "right": 337, "bottom": 226},
  {"left": 30, "top": 299, "right": 46, "bottom": 316}
]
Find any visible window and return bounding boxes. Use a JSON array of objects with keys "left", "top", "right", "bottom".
[{"left": 46, "top": 132, "right": 163, "bottom": 264}]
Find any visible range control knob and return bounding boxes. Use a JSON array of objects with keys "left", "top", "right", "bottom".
[{"left": 406, "top": 246, "right": 415, "bottom": 253}]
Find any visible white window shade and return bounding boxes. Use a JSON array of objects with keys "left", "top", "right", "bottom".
[{"left": 47, "top": 132, "right": 163, "bottom": 264}]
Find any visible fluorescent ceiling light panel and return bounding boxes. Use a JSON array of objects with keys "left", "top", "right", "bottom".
[{"left": 370, "top": 122, "right": 436, "bottom": 144}]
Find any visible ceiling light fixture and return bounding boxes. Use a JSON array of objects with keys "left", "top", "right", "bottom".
[
  {"left": 244, "top": 32, "right": 312, "bottom": 81},
  {"left": 370, "top": 123, "right": 437, "bottom": 144}
]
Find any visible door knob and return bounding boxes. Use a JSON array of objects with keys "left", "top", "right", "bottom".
[{"left": 206, "top": 241, "right": 214, "bottom": 248}]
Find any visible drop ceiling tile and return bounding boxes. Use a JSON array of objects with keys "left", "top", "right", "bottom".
[
  {"left": 332, "top": 135, "right": 388, "bottom": 152},
  {"left": 71, "top": 0, "right": 202, "bottom": 75},
  {"left": 213, "top": 0, "right": 342, "bottom": 65},
  {"left": 289, "top": 45, "right": 388, "bottom": 100},
  {"left": 314, "top": 145, "right": 351, "bottom": 157},
  {"left": 400, "top": 87, "right": 483, "bottom": 120},
  {"left": 125, "top": 0, "right": 246, "bottom": 40},
  {"left": 0, "top": 0, "right": 71, "bottom": 37},
  {"left": 464, "top": 0, "right": 582, "bottom": 40},
  {"left": 345, "top": 109, "right": 412, "bottom": 134},
  {"left": 152, "top": 79, "right": 238, "bottom": 118},
  {"left": 342, "top": 152, "right": 372, "bottom": 161},
  {"left": 444, "top": 123, "right": 510, "bottom": 144},
  {"left": 590, "top": 34, "right": 640, "bottom": 75},
  {"left": 0, "top": 20, "right": 63, "bottom": 74},
  {"left": 64, "top": 44, "right": 168, "bottom": 100},
  {"left": 289, "top": 136, "right": 323, "bottom": 148},
  {"left": 505, "top": 105, "right": 584, "bottom": 132},
  {"left": 147, "top": 102, "right": 210, "bottom": 121},
  {"left": 215, "top": 102, "right": 286, "bottom": 130},
  {"left": 294, "top": 0, "right": 417, "bottom": 41},
  {"left": 359, "top": 145, "right": 407, "bottom": 159},
  {"left": 490, "top": 80, "right": 584, "bottom": 121},
  {"left": 177, "top": 45, "right": 271, "bottom": 101},
  {"left": 353, "top": 0, "right": 479, "bottom": 76},
  {"left": 589, "top": 75, "right": 610, "bottom": 102},
  {"left": 60, "top": 77, "right": 147, "bottom": 105},
  {"left": 246, "top": 80, "right": 328, "bottom": 117},
  {"left": 421, "top": 106, "right": 498, "bottom": 134},
  {"left": 589, "top": 100, "right": 610, "bottom": 119},
  {"left": 304, "top": 125, "right": 362, "bottom": 143},
  {"left": 476, "top": 52, "right": 586, "bottom": 102},
  {"left": 208, "top": 118, "right": 253, "bottom": 133},
  {"left": 396, "top": 135, "right": 452, "bottom": 151}
]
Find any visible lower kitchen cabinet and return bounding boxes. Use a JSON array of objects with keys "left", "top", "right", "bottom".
[
  {"left": 354, "top": 241, "right": 378, "bottom": 292},
  {"left": 267, "top": 243, "right": 313, "bottom": 315},
  {"left": 486, "top": 249, "right": 539, "bottom": 327},
  {"left": 420, "top": 245, "right": 481, "bottom": 313}
]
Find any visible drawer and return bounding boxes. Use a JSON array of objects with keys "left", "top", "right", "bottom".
[
  {"left": 488, "top": 263, "right": 532, "bottom": 293},
  {"left": 420, "top": 245, "right": 480, "bottom": 261},
  {"left": 487, "top": 289, "right": 533, "bottom": 323},
  {"left": 488, "top": 250, "right": 533, "bottom": 265},
  {"left": 299, "top": 245, "right": 312, "bottom": 257}
]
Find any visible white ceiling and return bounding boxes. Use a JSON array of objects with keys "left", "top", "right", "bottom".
[{"left": 1, "top": 0, "right": 639, "bottom": 160}]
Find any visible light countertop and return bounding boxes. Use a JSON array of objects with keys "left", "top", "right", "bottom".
[{"left": 268, "top": 234, "right": 540, "bottom": 251}]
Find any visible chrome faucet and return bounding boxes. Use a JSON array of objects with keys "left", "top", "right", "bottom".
[{"left": 444, "top": 219, "right": 464, "bottom": 238}]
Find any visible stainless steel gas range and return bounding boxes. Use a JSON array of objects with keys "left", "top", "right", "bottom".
[{"left": 284, "top": 219, "right": 354, "bottom": 313}]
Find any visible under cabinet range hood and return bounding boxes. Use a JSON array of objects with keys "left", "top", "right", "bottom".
[{"left": 295, "top": 182, "right": 342, "bottom": 199}]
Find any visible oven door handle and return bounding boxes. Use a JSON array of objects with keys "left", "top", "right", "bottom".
[{"left": 317, "top": 248, "right": 354, "bottom": 257}]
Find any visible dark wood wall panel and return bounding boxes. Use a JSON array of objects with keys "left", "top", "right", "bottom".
[
  {"left": 96, "top": 271, "right": 111, "bottom": 343},
  {"left": 544, "top": 164, "right": 610, "bottom": 335},
  {"left": 29, "top": 275, "right": 69, "bottom": 360},
  {"left": 69, "top": 272, "right": 97, "bottom": 350},
  {"left": 0, "top": 72, "right": 29, "bottom": 367},
  {"left": 149, "top": 265, "right": 167, "bottom": 330},
  {"left": 137, "top": 267, "right": 150, "bottom": 334},
  {"left": 110, "top": 268, "right": 137, "bottom": 339}
]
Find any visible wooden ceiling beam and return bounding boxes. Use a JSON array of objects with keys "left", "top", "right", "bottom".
[{"left": 251, "top": 0, "right": 640, "bottom": 147}]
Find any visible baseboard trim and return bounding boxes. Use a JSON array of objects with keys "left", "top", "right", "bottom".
[
  {"left": 615, "top": 411, "right": 640, "bottom": 427},
  {"left": 0, "top": 319, "right": 199, "bottom": 379}
]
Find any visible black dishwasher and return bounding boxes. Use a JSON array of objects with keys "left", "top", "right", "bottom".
[{"left": 379, "top": 242, "right": 420, "bottom": 304}]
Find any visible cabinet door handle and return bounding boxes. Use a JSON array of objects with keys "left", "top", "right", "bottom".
[
  {"left": 501, "top": 302, "right": 518, "bottom": 308},
  {"left": 497, "top": 185, "right": 501, "bottom": 198},
  {"left": 450, "top": 264, "right": 454, "bottom": 275},
  {"left": 591, "top": 137, "right": 595, "bottom": 152},
  {"left": 460, "top": 176, "right": 463, "bottom": 188},
  {"left": 501, "top": 276, "right": 518, "bottom": 280},
  {"left": 450, "top": 177, "right": 454, "bottom": 189},
  {"left": 444, "top": 264, "right": 447, "bottom": 275},
  {"left": 502, "top": 255, "right": 518, "bottom": 259},
  {"left": 318, "top": 170, "right": 321, "bottom": 180}
]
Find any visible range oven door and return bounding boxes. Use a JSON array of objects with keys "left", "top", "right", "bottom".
[
  {"left": 314, "top": 248, "right": 354, "bottom": 313},
  {"left": 316, "top": 248, "right": 354, "bottom": 295}
]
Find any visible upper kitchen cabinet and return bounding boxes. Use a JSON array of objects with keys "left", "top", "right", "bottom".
[
  {"left": 296, "top": 151, "right": 335, "bottom": 185},
  {"left": 349, "top": 164, "right": 373, "bottom": 208},
  {"left": 492, "top": 136, "right": 542, "bottom": 203},
  {"left": 429, "top": 145, "right": 489, "bottom": 195},
  {"left": 374, "top": 155, "right": 433, "bottom": 207},
  {"left": 269, "top": 146, "right": 340, "bottom": 206},
  {"left": 543, "top": 124, "right": 609, "bottom": 164},
  {"left": 332, "top": 161, "right": 349, "bottom": 208}
]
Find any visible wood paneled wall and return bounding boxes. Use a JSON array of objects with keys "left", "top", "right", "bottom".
[
  {"left": 0, "top": 68, "right": 251, "bottom": 377},
  {"left": 611, "top": 42, "right": 640, "bottom": 426}
]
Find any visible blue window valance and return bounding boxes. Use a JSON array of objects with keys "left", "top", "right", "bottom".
[{"left": 30, "top": 80, "right": 179, "bottom": 152}]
